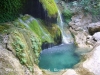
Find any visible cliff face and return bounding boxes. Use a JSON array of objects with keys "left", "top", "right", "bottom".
[{"left": 23, "top": 0, "right": 58, "bottom": 25}]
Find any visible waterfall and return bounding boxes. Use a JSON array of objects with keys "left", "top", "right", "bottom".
[
  {"left": 57, "top": 10, "right": 73, "bottom": 44},
  {"left": 17, "top": 15, "right": 53, "bottom": 43}
]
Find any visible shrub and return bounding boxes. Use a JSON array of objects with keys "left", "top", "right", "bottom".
[
  {"left": 79, "top": 0, "right": 100, "bottom": 15},
  {"left": 62, "top": 9, "right": 73, "bottom": 23}
]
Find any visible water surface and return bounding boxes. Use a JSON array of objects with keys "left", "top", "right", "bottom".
[{"left": 39, "top": 44, "right": 80, "bottom": 72}]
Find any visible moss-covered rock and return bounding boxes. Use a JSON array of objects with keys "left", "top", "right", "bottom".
[
  {"left": 13, "top": 14, "right": 62, "bottom": 47},
  {"left": 38, "top": 0, "right": 58, "bottom": 24},
  {"left": 0, "top": 23, "right": 10, "bottom": 33},
  {"left": 39, "top": 0, "right": 58, "bottom": 17},
  {"left": 13, "top": 15, "right": 56, "bottom": 43},
  {"left": 8, "top": 27, "right": 41, "bottom": 72},
  {"left": 45, "top": 24, "right": 62, "bottom": 45}
]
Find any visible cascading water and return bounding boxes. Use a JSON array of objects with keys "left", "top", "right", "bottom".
[
  {"left": 17, "top": 15, "right": 53, "bottom": 43},
  {"left": 57, "top": 10, "right": 74, "bottom": 44}
]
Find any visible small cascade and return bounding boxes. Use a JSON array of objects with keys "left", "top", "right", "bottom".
[
  {"left": 17, "top": 15, "right": 53, "bottom": 43},
  {"left": 57, "top": 10, "right": 73, "bottom": 44}
]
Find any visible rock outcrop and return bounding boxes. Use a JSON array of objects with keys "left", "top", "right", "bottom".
[
  {"left": 88, "top": 22, "right": 100, "bottom": 35},
  {"left": 69, "top": 12, "right": 93, "bottom": 49},
  {"left": 83, "top": 42, "right": 100, "bottom": 75},
  {"left": 69, "top": 12, "right": 92, "bottom": 29}
]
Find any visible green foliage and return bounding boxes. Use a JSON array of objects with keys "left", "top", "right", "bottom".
[
  {"left": 39, "top": 0, "right": 58, "bottom": 17},
  {"left": 12, "top": 32, "right": 27, "bottom": 64},
  {"left": 79, "top": 0, "right": 100, "bottom": 15},
  {"left": 30, "top": 36, "right": 41, "bottom": 58},
  {"left": 0, "top": 0, "right": 25, "bottom": 23},
  {"left": 10, "top": 28, "right": 42, "bottom": 72},
  {"left": 62, "top": 9, "right": 73, "bottom": 23}
]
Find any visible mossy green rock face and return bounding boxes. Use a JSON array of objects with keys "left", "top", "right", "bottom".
[
  {"left": 39, "top": 0, "right": 58, "bottom": 24},
  {"left": 39, "top": 0, "right": 58, "bottom": 17},
  {"left": 46, "top": 24, "right": 62, "bottom": 45},
  {"left": 8, "top": 27, "right": 41, "bottom": 72},
  {"left": 13, "top": 15, "right": 61, "bottom": 45}
]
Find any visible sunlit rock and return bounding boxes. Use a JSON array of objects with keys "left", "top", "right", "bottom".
[
  {"left": 93, "top": 32, "right": 100, "bottom": 41},
  {"left": 62, "top": 69, "right": 77, "bottom": 75},
  {"left": 83, "top": 42, "right": 100, "bottom": 75},
  {"left": 0, "top": 49, "right": 31, "bottom": 75}
]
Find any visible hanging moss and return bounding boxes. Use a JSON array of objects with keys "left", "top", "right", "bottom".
[
  {"left": 39, "top": 0, "right": 58, "bottom": 17},
  {"left": 0, "top": 0, "right": 25, "bottom": 23}
]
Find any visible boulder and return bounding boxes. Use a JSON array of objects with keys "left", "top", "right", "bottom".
[
  {"left": 70, "top": 24, "right": 92, "bottom": 48},
  {"left": 83, "top": 42, "right": 100, "bottom": 75},
  {"left": 93, "top": 32, "right": 100, "bottom": 41},
  {"left": 0, "top": 49, "right": 31, "bottom": 75},
  {"left": 88, "top": 22, "right": 100, "bottom": 35}
]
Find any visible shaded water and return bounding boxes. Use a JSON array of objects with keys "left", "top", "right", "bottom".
[{"left": 39, "top": 44, "right": 80, "bottom": 72}]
